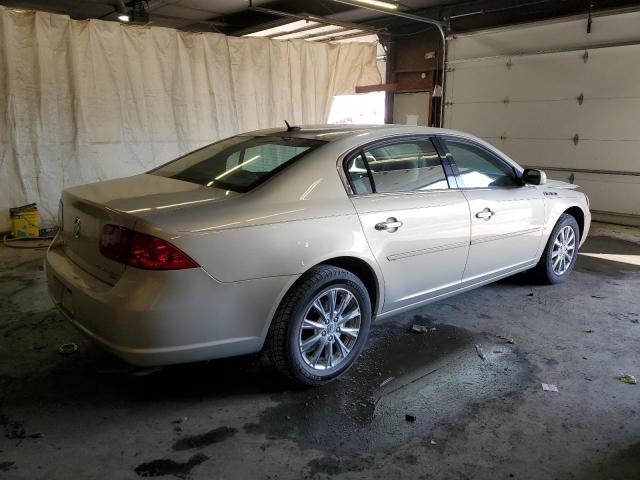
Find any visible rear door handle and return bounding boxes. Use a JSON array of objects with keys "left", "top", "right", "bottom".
[
  {"left": 475, "top": 208, "right": 495, "bottom": 220},
  {"left": 375, "top": 218, "right": 403, "bottom": 232}
]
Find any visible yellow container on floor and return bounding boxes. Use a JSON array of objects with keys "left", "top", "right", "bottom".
[{"left": 10, "top": 204, "right": 40, "bottom": 238}]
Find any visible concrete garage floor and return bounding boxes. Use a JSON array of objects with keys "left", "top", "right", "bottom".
[{"left": 0, "top": 222, "right": 639, "bottom": 480}]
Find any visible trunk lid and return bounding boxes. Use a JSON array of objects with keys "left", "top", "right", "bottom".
[{"left": 59, "top": 174, "right": 238, "bottom": 284}]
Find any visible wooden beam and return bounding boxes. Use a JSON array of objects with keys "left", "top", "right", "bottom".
[{"left": 356, "top": 83, "right": 398, "bottom": 94}]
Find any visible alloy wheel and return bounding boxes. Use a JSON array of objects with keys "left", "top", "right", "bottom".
[
  {"left": 298, "top": 287, "right": 361, "bottom": 371},
  {"left": 551, "top": 225, "right": 576, "bottom": 276}
]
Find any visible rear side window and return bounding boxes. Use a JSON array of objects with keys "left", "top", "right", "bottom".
[
  {"left": 443, "top": 139, "right": 519, "bottom": 188},
  {"left": 346, "top": 154, "right": 374, "bottom": 195},
  {"left": 351, "top": 139, "right": 448, "bottom": 194},
  {"left": 151, "top": 136, "right": 324, "bottom": 192}
]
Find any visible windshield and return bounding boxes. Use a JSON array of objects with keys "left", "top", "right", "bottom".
[{"left": 151, "top": 135, "right": 325, "bottom": 192}]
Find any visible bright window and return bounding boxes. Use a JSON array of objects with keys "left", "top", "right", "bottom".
[{"left": 328, "top": 92, "right": 385, "bottom": 125}]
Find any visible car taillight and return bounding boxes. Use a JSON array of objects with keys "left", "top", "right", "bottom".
[{"left": 99, "top": 225, "right": 198, "bottom": 270}]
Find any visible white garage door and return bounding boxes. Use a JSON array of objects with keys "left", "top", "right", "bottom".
[{"left": 445, "top": 10, "right": 640, "bottom": 225}]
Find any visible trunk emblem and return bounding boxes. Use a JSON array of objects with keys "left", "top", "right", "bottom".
[{"left": 73, "top": 217, "right": 81, "bottom": 238}]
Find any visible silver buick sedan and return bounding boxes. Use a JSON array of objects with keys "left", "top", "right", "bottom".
[{"left": 46, "top": 125, "right": 590, "bottom": 385}]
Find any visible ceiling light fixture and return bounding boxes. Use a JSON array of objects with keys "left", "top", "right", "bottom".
[
  {"left": 114, "top": 0, "right": 130, "bottom": 22},
  {"left": 352, "top": 0, "right": 398, "bottom": 9}
]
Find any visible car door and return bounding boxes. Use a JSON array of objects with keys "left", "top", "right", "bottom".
[
  {"left": 344, "top": 136, "right": 471, "bottom": 314},
  {"left": 439, "top": 136, "right": 545, "bottom": 282}
]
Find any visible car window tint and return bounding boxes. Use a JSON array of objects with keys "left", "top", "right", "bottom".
[
  {"left": 443, "top": 139, "right": 519, "bottom": 188},
  {"left": 234, "top": 144, "right": 314, "bottom": 172},
  {"left": 152, "top": 136, "right": 324, "bottom": 192},
  {"left": 346, "top": 154, "right": 373, "bottom": 194},
  {"left": 363, "top": 139, "right": 448, "bottom": 193}
]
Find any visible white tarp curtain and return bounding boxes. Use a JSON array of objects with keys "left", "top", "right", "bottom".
[{"left": 0, "top": 6, "right": 381, "bottom": 230}]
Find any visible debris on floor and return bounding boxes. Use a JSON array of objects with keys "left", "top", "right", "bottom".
[
  {"left": 405, "top": 414, "right": 416, "bottom": 423},
  {"left": 608, "top": 312, "right": 640, "bottom": 324},
  {"left": 618, "top": 374, "right": 637, "bottom": 385},
  {"left": 409, "top": 324, "right": 428, "bottom": 334},
  {"left": 584, "top": 329, "right": 594, "bottom": 333},
  {"left": 496, "top": 335, "right": 515, "bottom": 344},
  {"left": 4, "top": 420, "right": 43, "bottom": 440},
  {"left": 134, "top": 453, "right": 209, "bottom": 478},
  {"left": 541, "top": 383, "right": 559, "bottom": 392},
  {"left": 379, "top": 377, "right": 395, "bottom": 388},
  {"left": 429, "top": 440, "right": 437, "bottom": 445},
  {"left": 475, "top": 344, "right": 486, "bottom": 361},
  {"left": 57, "top": 343, "right": 78, "bottom": 355},
  {"left": 0, "top": 461, "right": 16, "bottom": 472}
]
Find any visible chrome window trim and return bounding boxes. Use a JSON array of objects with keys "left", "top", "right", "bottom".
[{"left": 342, "top": 188, "right": 455, "bottom": 199}]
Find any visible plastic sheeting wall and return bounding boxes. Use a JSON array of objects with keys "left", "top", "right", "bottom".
[{"left": 0, "top": 6, "right": 381, "bottom": 230}]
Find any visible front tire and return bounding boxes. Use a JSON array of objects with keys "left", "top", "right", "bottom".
[
  {"left": 267, "top": 265, "right": 372, "bottom": 386},
  {"left": 533, "top": 213, "right": 580, "bottom": 284}
]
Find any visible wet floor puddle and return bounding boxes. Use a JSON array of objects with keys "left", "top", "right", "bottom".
[{"left": 244, "top": 316, "right": 534, "bottom": 453}]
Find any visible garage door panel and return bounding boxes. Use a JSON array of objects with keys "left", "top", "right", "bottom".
[
  {"left": 446, "top": 14, "right": 640, "bottom": 223},
  {"left": 447, "top": 98, "right": 640, "bottom": 140},
  {"left": 449, "top": 52, "right": 590, "bottom": 103},
  {"left": 544, "top": 171, "right": 640, "bottom": 216},
  {"left": 449, "top": 44, "right": 640, "bottom": 103},
  {"left": 494, "top": 138, "right": 640, "bottom": 174},
  {"left": 448, "top": 10, "right": 640, "bottom": 61},
  {"left": 491, "top": 139, "right": 640, "bottom": 216}
]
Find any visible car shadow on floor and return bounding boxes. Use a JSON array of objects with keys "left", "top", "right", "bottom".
[
  {"left": 2, "top": 311, "right": 535, "bottom": 457},
  {"left": 2, "top": 317, "right": 472, "bottom": 405},
  {"left": 498, "top": 235, "right": 640, "bottom": 286}
]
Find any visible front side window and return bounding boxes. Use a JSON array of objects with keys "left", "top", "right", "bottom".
[
  {"left": 353, "top": 139, "right": 448, "bottom": 194},
  {"left": 151, "top": 136, "right": 324, "bottom": 192},
  {"left": 443, "top": 139, "right": 519, "bottom": 188}
]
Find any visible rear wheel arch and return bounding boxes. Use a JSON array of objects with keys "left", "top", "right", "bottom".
[
  {"left": 317, "top": 256, "right": 381, "bottom": 315},
  {"left": 270, "top": 256, "right": 381, "bottom": 327}
]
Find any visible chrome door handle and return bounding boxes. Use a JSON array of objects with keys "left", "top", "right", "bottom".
[
  {"left": 475, "top": 208, "right": 495, "bottom": 220},
  {"left": 375, "top": 218, "right": 403, "bottom": 232}
]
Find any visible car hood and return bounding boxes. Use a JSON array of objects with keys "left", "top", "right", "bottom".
[
  {"left": 543, "top": 179, "right": 579, "bottom": 189},
  {"left": 64, "top": 174, "right": 240, "bottom": 215}
]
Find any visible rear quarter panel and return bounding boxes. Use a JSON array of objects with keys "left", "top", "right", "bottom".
[{"left": 131, "top": 147, "right": 385, "bottom": 294}]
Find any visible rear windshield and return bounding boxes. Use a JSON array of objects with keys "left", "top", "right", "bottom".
[{"left": 151, "top": 135, "right": 325, "bottom": 192}]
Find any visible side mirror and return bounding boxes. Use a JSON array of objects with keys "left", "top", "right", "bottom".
[{"left": 522, "top": 168, "right": 547, "bottom": 185}]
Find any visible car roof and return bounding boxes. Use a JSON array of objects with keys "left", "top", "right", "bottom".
[
  {"left": 243, "top": 124, "right": 523, "bottom": 173},
  {"left": 244, "top": 124, "right": 468, "bottom": 141}
]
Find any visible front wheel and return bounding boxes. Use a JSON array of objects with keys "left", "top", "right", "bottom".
[
  {"left": 267, "top": 265, "right": 372, "bottom": 386},
  {"left": 532, "top": 213, "right": 580, "bottom": 284}
]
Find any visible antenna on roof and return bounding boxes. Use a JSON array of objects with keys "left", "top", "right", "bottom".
[{"left": 284, "top": 120, "right": 301, "bottom": 132}]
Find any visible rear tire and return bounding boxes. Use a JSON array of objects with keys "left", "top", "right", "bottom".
[
  {"left": 267, "top": 265, "right": 372, "bottom": 386},
  {"left": 532, "top": 213, "right": 580, "bottom": 284}
]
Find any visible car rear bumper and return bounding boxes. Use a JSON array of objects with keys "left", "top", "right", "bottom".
[{"left": 45, "top": 239, "right": 296, "bottom": 366}]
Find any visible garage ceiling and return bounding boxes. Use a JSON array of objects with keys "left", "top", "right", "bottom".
[{"left": 1, "top": 0, "right": 640, "bottom": 36}]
